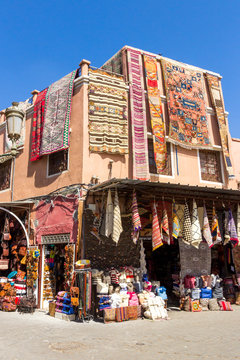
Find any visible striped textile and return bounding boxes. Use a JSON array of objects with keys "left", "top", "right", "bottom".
[
  {"left": 182, "top": 203, "right": 192, "bottom": 245},
  {"left": 152, "top": 201, "right": 163, "bottom": 251},
  {"left": 172, "top": 200, "right": 180, "bottom": 239},
  {"left": 203, "top": 205, "right": 213, "bottom": 248},
  {"left": 112, "top": 189, "right": 123, "bottom": 244},
  {"left": 237, "top": 204, "right": 240, "bottom": 241},
  {"left": 127, "top": 48, "right": 149, "bottom": 180},
  {"left": 105, "top": 189, "right": 113, "bottom": 238},
  {"left": 191, "top": 199, "right": 202, "bottom": 249},
  {"left": 144, "top": 55, "right": 167, "bottom": 173},
  {"left": 227, "top": 209, "right": 239, "bottom": 247},
  {"left": 115, "top": 306, "right": 128, "bottom": 322},
  {"left": 88, "top": 68, "right": 128, "bottom": 154},
  {"left": 161, "top": 203, "right": 170, "bottom": 245},
  {"left": 211, "top": 206, "right": 222, "bottom": 245},
  {"left": 206, "top": 74, "right": 234, "bottom": 177},
  {"left": 40, "top": 70, "right": 76, "bottom": 156},
  {"left": 30, "top": 88, "right": 48, "bottom": 161},
  {"left": 132, "top": 190, "right": 141, "bottom": 231}
]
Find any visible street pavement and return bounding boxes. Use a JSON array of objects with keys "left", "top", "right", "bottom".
[{"left": 0, "top": 306, "right": 239, "bottom": 360}]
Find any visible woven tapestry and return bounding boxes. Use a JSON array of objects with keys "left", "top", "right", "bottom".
[
  {"left": 101, "top": 50, "right": 123, "bottom": 75},
  {"left": 206, "top": 74, "right": 233, "bottom": 177},
  {"left": 179, "top": 239, "right": 211, "bottom": 279},
  {"left": 144, "top": 55, "right": 167, "bottom": 173},
  {"left": 161, "top": 60, "right": 211, "bottom": 149},
  {"left": 88, "top": 68, "right": 128, "bottom": 154},
  {"left": 40, "top": 70, "right": 76, "bottom": 156},
  {"left": 128, "top": 48, "right": 149, "bottom": 180},
  {"left": 30, "top": 88, "right": 48, "bottom": 161}
]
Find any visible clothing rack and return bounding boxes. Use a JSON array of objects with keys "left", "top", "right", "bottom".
[{"left": 74, "top": 268, "right": 92, "bottom": 322}]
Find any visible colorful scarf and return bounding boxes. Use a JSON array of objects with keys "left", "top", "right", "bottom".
[
  {"left": 237, "top": 204, "right": 240, "bottom": 242},
  {"left": 144, "top": 55, "right": 167, "bottom": 173},
  {"left": 152, "top": 201, "right": 163, "bottom": 251},
  {"left": 203, "top": 205, "right": 213, "bottom": 248},
  {"left": 131, "top": 190, "right": 141, "bottom": 244},
  {"left": 112, "top": 189, "right": 123, "bottom": 244},
  {"left": 127, "top": 48, "right": 149, "bottom": 180},
  {"left": 182, "top": 203, "right": 192, "bottom": 245},
  {"left": 40, "top": 70, "right": 76, "bottom": 156},
  {"left": 161, "top": 203, "right": 170, "bottom": 245},
  {"left": 161, "top": 60, "right": 211, "bottom": 149},
  {"left": 191, "top": 200, "right": 202, "bottom": 249},
  {"left": 30, "top": 88, "right": 48, "bottom": 161},
  {"left": 172, "top": 201, "right": 180, "bottom": 239},
  {"left": 206, "top": 74, "right": 233, "bottom": 177},
  {"left": 88, "top": 68, "right": 128, "bottom": 154},
  {"left": 211, "top": 206, "right": 222, "bottom": 245},
  {"left": 227, "top": 209, "right": 239, "bottom": 247},
  {"left": 105, "top": 189, "right": 113, "bottom": 238}
]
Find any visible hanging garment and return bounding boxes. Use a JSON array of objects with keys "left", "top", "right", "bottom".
[
  {"left": 112, "top": 189, "right": 123, "bottom": 244},
  {"left": 227, "top": 209, "right": 239, "bottom": 247},
  {"left": 172, "top": 200, "right": 180, "bottom": 239},
  {"left": 191, "top": 199, "right": 202, "bottom": 249},
  {"left": 175, "top": 204, "right": 185, "bottom": 236},
  {"left": 105, "top": 189, "right": 113, "bottom": 238},
  {"left": 203, "top": 205, "right": 213, "bottom": 248},
  {"left": 182, "top": 203, "right": 192, "bottom": 245},
  {"left": 237, "top": 204, "right": 240, "bottom": 242},
  {"left": 144, "top": 54, "right": 167, "bottom": 173},
  {"left": 161, "top": 203, "right": 170, "bottom": 245},
  {"left": 211, "top": 206, "right": 222, "bottom": 245},
  {"left": 152, "top": 201, "right": 163, "bottom": 251},
  {"left": 131, "top": 190, "right": 141, "bottom": 244}
]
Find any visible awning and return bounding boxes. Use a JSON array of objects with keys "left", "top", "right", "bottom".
[{"left": 88, "top": 178, "right": 240, "bottom": 203}]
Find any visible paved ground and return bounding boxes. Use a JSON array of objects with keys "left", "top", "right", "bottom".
[{"left": 0, "top": 306, "right": 239, "bottom": 360}]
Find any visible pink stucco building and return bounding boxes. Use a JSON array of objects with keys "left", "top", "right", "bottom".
[{"left": 0, "top": 45, "right": 239, "bottom": 308}]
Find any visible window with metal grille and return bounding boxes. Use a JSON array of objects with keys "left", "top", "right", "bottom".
[
  {"left": 0, "top": 159, "right": 11, "bottom": 191},
  {"left": 199, "top": 150, "right": 222, "bottom": 183},
  {"left": 48, "top": 150, "right": 68, "bottom": 176},
  {"left": 148, "top": 139, "right": 172, "bottom": 176}
]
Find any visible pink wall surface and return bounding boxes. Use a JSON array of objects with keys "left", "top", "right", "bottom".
[
  {"left": 33, "top": 196, "right": 79, "bottom": 244},
  {"left": 231, "top": 138, "right": 240, "bottom": 184}
]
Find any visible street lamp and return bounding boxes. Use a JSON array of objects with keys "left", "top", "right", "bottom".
[{"left": 5, "top": 102, "right": 24, "bottom": 157}]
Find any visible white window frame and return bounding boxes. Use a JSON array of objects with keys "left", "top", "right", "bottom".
[
  {"left": 46, "top": 150, "right": 69, "bottom": 178},
  {"left": 197, "top": 148, "right": 225, "bottom": 186}
]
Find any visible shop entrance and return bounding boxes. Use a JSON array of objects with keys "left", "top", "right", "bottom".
[{"left": 143, "top": 239, "right": 180, "bottom": 306}]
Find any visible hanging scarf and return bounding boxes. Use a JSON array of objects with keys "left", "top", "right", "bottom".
[
  {"left": 211, "top": 206, "right": 222, "bottom": 245},
  {"left": 112, "top": 189, "right": 123, "bottom": 244},
  {"left": 152, "top": 201, "right": 163, "bottom": 251},
  {"left": 105, "top": 189, "right": 113, "bottom": 238},
  {"left": 227, "top": 209, "right": 239, "bottom": 247},
  {"left": 191, "top": 199, "right": 202, "bottom": 249},
  {"left": 161, "top": 202, "right": 170, "bottom": 245},
  {"left": 172, "top": 200, "right": 180, "bottom": 239},
  {"left": 131, "top": 190, "right": 141, "bottom": 244},
  {"left": 182, "top": 203, "right": 192, "bottom": 245},
  {"left": 203, "top": 205, "right": 213, "bottom": 248},
  {"left": 237, "top": 204, "right": 240, "bottom": 243}
]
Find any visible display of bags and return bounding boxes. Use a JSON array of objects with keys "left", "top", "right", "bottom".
[
  {"left": 200, "top": 298, "right": 209, "bottom": 311},
  {"left": 200, "top": 288, "right": 212, "bottom": 298},
  {"left": 191, "top": 288, "right": 201, "bottom": 300},
  {"left": 208, "top": 298, "right": 219, "bottom": 311},
  {"left": 191, "top": 300, "right": 202, "bottom": 312},
  {"left": 218, "top": 300, "right": 233, "bottom": 311}
]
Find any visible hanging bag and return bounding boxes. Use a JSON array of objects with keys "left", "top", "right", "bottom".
[{"left": 2, "top": 216, "right": 11, "bottom": 241}]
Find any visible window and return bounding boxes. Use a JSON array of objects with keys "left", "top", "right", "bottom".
[
  {"left": 0, "top": 159, "right": 11, "bottom": 191},
  {"left": 199, "top": 150, "right": 222, "bottom": 183},
  {"left": 48, "top": 150, "right": 68, "bottom": 176},
  {"left": 148, "top": 139, "right": 172, "bottom": 176}
]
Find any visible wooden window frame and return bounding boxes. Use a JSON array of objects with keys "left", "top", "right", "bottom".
[
  {"left": 198, "top": 149, "right": 223, "bottom": 184},
  {"left": 0, "top": 159, "right": 11, "bottom": 192}
]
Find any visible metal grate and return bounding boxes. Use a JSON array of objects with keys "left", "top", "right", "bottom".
[
  {"left": 41, "top": 233, "right": 70, "bottom": 245},
  {"left": 199, "top": 150, "right": 222, "bottom": 183}
]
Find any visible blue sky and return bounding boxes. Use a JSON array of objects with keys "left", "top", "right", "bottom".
[{"left": 0, "top": 0, "right": 239, "bottom": 137}]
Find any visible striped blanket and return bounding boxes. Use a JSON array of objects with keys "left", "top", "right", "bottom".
[
  {"left": 88, "top": 68, "right": 128, "bottom": 154},
  {"left": 127, "top": 48, "right": 149, "bottom": 180}
]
